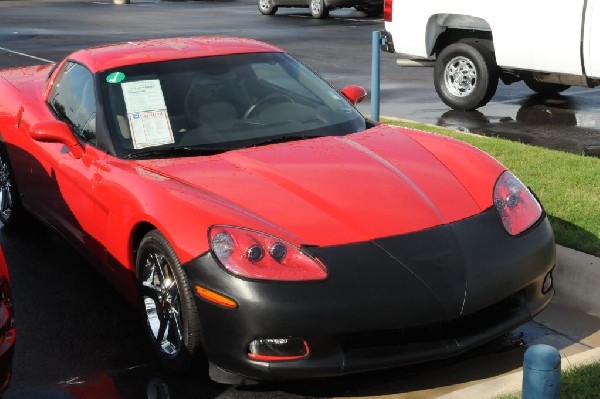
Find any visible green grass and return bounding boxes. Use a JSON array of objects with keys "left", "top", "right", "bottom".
[
  {"left": 494, "top": 362, "right": 600, "bottom": 399},
  {"left": 384, "top": 119, "right": 600, "bottom": 257},
  {"left": 561, "top": 362, "right": 600, "bottom": 398}
]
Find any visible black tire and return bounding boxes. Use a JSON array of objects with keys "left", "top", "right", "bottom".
[
  {"left": 309, "top": 0, "right": 328, "bottom": 18},
  {"left": 434, "top": 42, "right": 499, "bottom": 111},
  {"left": 0, "top": 145, "right": 22, "bottom": 230},
  {"left": 524, "top": 78, "right": 570, "bottom": 95},
  {"left": 257, "top": 0, "right": 278, "bottom": 15},
  {"left": 136, "top": 230, "right": 202, "bottom": 371}
]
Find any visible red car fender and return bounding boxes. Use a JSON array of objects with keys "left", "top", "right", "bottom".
[
  {"left": 98, "top": 157, "right": 299, "bottom": 274},
  {"left": 0, "top": 80, "right": 25, "bottom": 134},
  {"left": 401, "top": 128, "right": 506, "bottom": 209}
]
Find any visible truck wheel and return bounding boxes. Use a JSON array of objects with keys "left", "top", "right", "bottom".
[
  {"left": 524, "top": 78, "right": 570, "bottom": 95},
  {"left": 310, "top": 0, "right": 329, "bottom": 18},
  {"left": 258, "top": 0, "right": 278, "bottom": 15},
  {"left": 434, "top": 42, "right": 499, "bottom": 111}
]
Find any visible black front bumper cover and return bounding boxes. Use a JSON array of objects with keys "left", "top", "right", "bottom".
[{"left": 183, "top": 208, "right": 555, "bottom": 381}]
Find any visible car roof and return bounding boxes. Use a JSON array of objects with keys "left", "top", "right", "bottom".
[{"left": 68, "top": 36, "right": 285, "bottom": 73}]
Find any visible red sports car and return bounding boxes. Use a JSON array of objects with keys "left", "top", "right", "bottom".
[{"left": 0, "top": 36, "right": 554, "bottom": 383}]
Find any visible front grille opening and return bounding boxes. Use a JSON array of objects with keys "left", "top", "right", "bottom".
[{"left": 341, "top": 291, "right": 524, "bottom": 352}]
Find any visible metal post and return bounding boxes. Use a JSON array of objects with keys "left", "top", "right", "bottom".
[
  {"left": 371, "top": 31, "right": 381, "bottom": 122},
  {"left": 522, "top": 344, "right": 561, "bottom": 399}
]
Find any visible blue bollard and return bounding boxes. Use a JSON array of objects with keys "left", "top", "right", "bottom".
[
  {"left": 371, "top": 31, "right": 381, "bottom": 122},
  {"left": 522, "top": 344, "right": 561, "bottom": 399}
]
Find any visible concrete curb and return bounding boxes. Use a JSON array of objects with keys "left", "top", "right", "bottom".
[
  {"left": 437, "top": 347, "right": 600, "bottom": 399},
  {"left": 436, "top": 245, "right": 600, "bottom": 399}
]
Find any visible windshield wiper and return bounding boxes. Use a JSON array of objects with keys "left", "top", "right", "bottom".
[
  {"left": 250, "top": 134, "right": 326, "bottom": 148},
  {"left": 124, "top": 145, "right": 231, "bottom": 159}
]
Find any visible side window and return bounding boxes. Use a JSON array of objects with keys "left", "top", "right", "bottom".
[{"left": 48, "top": 62, "right": 97, "bottom": 145}]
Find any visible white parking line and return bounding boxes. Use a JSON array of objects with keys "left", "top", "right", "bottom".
[{"left": 0, "top": 45, "right": 53, "bottom": 63}]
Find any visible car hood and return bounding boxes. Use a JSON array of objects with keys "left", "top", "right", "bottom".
[{"left": 135, "top": 125, "right": 504, "bottom": 246}]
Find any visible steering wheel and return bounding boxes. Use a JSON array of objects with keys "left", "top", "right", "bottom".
[{"left": 243, "top": 94, "right": 295, "bottom": 119}]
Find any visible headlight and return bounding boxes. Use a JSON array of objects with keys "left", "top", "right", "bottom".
[
  {"left": 493, "top": 171, "right": 542, "bottom": 235},
  {"left": 208, "top": 226, "right": 328, "bottom": 281}
]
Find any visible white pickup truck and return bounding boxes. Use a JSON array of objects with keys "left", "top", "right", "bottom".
[{"left": 381, "top": 1, "right": 600, "bottom": 110}]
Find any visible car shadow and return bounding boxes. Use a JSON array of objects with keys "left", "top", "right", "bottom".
[
  {"left": 547, "top": 215, "right": 600, "bottom": 258},
  {"left": 0, "top": 142, "right": 153, "bottom": 391},
  {"left": 12, "top": 330, "right": 526, "bottom": 398}
]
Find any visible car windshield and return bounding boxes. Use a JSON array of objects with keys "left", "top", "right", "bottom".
[{"left": 99, "top": 52, "right": 367, "bottom": 158}]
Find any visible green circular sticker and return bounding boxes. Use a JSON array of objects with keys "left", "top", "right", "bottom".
[{"left": 106, "top": 72, "right": 125, "bottom": 84}]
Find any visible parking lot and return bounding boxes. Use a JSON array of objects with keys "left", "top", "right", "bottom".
[{"left": 0, "top": 0, "right": 599, "bottom": 397}]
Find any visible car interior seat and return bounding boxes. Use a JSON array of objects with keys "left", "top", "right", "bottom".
[{"left": 184, "top": 73, "right": 242, "bottom": 130}]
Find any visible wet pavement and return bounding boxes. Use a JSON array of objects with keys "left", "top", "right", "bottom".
[
  {"left": 4, "top": 299, "right": 597, "bottom": 399},
  {"left": 1, "top": 0, "right": 600, "bottom": 159},
  {"left": 431, "top": 88, "right": 600, "bottom": 157}
]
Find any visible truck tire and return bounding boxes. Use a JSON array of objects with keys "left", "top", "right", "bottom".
[
  {"left": 434, "top": 42, "right": 499, "bottom": 111},
  {"left": 258, "top": 0, "right": 278, "bottom": 15},
  {"left": 524, "top": 78, "right": 570, "bottom": 95},
  {"left": 310, "top": 0, "right": 329, "bottom": 18}
]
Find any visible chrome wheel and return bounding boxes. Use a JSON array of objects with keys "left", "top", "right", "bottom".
[
  {"left": 434, "top": 42, "right": 498, "bottom": 110},
  {"left": 444, "top": 56, "right": 477, "bottom": 98},
  {"left": 0, "top": 155, "right": 14, "bottom": 224},
  {"left": 137, "top": 231, "right": 202, "bottom": 370},
  {"left": 258, "top": 0, "right": 276, "bottom": 14},
  {"left": 309, "top": 0, "right": 327, "bottom": 17},
  {"left": 310, "top": 0, "right": 321, "bottom": 15},
  {"left": 140, "top": 249, "right": 183, "bottom": 358}
]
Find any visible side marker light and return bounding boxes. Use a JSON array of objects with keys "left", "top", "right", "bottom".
[
  {"left": 195, "top": 286, "right": 238, "bottom": 309},
  {"left": 542, "top": 269, "right": 554, "bottom": 294}
]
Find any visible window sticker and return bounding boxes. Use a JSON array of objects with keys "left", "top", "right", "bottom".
[
  {"left": 121, "top": 79, "right": 174, "bottom": 149},
  {"left": 122, "top": 79, "right": 167, "bottom": 114},
  {"left": 106, "top": 72, "right": 126, "bottom": 84},
  {"left": 128, "top": 110, "right": 174, "bottom": 149}
]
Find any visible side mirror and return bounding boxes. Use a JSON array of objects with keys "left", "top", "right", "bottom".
[
  {"left": 30, "top": 121, "right": 84, "bottom": 159},
  {"left": 341, "top": 85, "right": 368, "bottom": 105}
]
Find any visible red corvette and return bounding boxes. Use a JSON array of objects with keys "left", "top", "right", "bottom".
[{"left": 0, "top": 36, "right": 554, "bottom": 383}]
